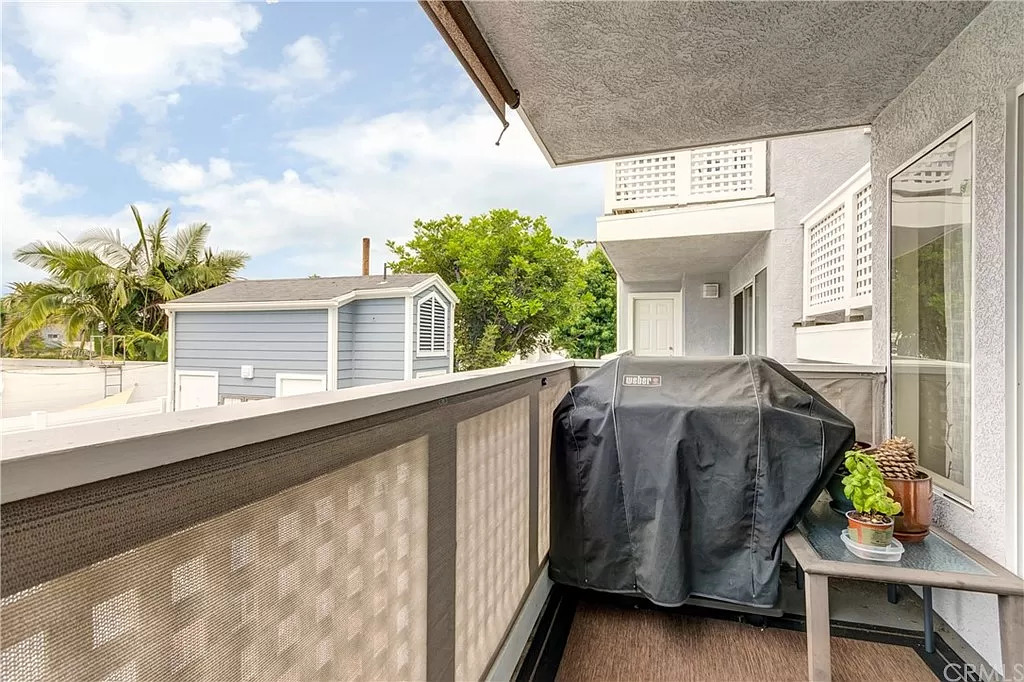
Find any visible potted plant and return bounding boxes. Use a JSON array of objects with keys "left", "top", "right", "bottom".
[
  {"left": 826, "top": 441, "right": 873, "bottom": 514},
  {"left": 871, "top": 436, "right": 933, "bottom": 542},
  {"left": 841, "top": 451, "right": 902, "bottom": 547}
]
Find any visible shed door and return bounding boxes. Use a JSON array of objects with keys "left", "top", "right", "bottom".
[
  {"left": 276, "top": 374, "right": 326, "bottom": 397},
  {"left": 176, "top": 372, "right": 218, "bottom": 411},
  {"left": 633, "top": 299, "right": 676, "bottom": 356}
]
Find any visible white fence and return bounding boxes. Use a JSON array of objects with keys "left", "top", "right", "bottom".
[
  {"left": 604, "top": 140, "right": 767, "bottom": 214},
  {"left": 0, "top": 397, "right": 167, "bottom": 434},
  {"left": 801, "top": 164, "right": 872, "bottom": 319}
]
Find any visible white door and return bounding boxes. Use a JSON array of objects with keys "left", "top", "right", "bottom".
[
  {"left": 633, "top": 298, "right": 676, "bottom": 356},
  {"left": 175, "top": 372, "right": 218, "bottom": 411},
  {"left": 276, "top": 373, "right": 326, "bottom": 397}
]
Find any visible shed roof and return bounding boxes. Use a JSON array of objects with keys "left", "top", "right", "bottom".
[{"left": 170, "top": 274, "right": 436, "bottom": 305}]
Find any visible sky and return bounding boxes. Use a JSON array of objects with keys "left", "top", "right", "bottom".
[{"left": 0, "top": 1, "right": 604, "bottom": 286}]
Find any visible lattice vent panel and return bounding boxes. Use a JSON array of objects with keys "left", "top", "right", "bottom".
[
  {"left": 807, "top": 205, "right": 848, "bottom": 308},
  {"left": 1, "top": 440, "right": 429, "bottom": 682},
  {"left": 854, "top": 185, "right": 873, "bottom": 297},
  {"left": 455, "top": 398, "right": 530, "bottom": 681},
  {"left": 690, "top": 144, "right": 754, "bottom": 197},
  {"left": 613, "top": 155, "right": 678, "bottom": 204}
]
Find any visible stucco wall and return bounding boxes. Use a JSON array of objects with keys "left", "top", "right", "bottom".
[
  {"left": 768, "top": 129, "right": 872, "bottom": 362},
  {"left": 0, "top": 360, "right": 166, "bottom": 417},
  {"left": 869, "top": 1, "right": 1024, "bottom": 668},
  {"left": 682, "top": 273, "right": 729, "bottom": 356}
]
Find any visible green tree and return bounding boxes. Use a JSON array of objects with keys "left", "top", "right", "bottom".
[
  {"left": 387, "top": 209, "right": 585, "bottom": 370},
  {"left": 2, "top": 205, "right": 248, "bottom": 359},
  {"left": 551, "top": 248, "right": 616, "bottom": 359}
]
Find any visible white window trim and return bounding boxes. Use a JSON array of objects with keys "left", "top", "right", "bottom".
[
  {"left": 415, "top": 291, "right": 448, "bottom": 357},
  {"left": 274, "top": 372, "right": 327, "bottom": 397},
  {"left": 415, "top": 368, "right": 448, "bottom": 379},
  {"left": 625, "top": 292, "right": 683, "bottom": 356},
  {"left": 174, "top": 369, "right": 218, "bottom": 412},
  {"left": 886, "top": 114, "right": 976, "bottom": 508}
]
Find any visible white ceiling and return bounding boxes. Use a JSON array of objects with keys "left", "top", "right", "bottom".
[
  {"left": 602, "top": 232, "right": 768, "bottom": 282},
  {"left": 466, "top": 1, "right": 986, "bottom": 166}
]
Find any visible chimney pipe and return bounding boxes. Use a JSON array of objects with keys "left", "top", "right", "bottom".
[{"left": 361, "top": 238, "right": 370, "bottom": 276}]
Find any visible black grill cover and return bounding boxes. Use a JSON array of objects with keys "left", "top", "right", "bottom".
[{"left": 549, "top": 356, "right": 854, "bottom": 608}]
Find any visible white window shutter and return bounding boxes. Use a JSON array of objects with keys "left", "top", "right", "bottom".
[{"left": 416, "top": 294, "right": 447, "bottom": 354}]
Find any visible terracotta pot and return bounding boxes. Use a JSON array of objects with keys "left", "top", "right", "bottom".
[
  {"left": 846, "top": 510, "right": 894, "bottom": 547},
  {"left": 886, "top": 471, "right": 932, "bottom": 543}
]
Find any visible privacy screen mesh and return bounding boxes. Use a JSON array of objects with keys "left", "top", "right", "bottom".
[{"left": 2, "top": 369, "right": 572, "bottom": 682}]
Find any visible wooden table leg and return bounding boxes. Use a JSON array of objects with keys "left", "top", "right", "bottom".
[
  {"left": 998, "top": 593, "right": 1023, "bottom": 673},
  {"left": 805, "top": 573, "right": 831, "bottom": 682}
]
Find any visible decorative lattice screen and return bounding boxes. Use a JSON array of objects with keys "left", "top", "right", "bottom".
[
  {"left": 807, "top": 205, "right": 847, "bottom": 308},
  {"left": 612, "top": 155, "right": 678, "bottom": 205},
  {"left": 690, "top": 143, "right": 755, "bottom": 198}
]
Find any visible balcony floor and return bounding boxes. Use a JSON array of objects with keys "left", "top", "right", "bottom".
[
  {"left": 557, "top": 601, "right": 934, "bottom": 681},
  {"left": 522, "top": 568, "right": 983, "bottom": 682}
]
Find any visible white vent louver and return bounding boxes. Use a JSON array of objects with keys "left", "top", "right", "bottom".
[
  {"left": 416, "top": 294, "right": 447, "bottom": 354},
  {"left": 702, "top": 283, "right": 720, "bottom": 299}
]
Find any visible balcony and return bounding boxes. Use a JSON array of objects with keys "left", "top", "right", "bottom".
[
  {"left": 801, "top": 164, "right": 873, "bottom": 320},
  {"left": 598, "top": 141, "right": 773, "bottom": 282},
  {"left": 5, "top": 359, "right": 992, "bottom": 682}
]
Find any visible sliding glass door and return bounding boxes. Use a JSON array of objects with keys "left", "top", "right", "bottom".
[{"left": 733, "top": 268, "right": 768, "bottom": 356}]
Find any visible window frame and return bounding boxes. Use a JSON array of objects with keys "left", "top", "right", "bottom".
[
  {"left": 886, "top": 116, "right": 976, "bottom": 507},
  {"left": 415, "top": 292, "right": 448, "bottom": 357},
  {"left": 731, "top": 267, "right": 768, "bottom": 356}
]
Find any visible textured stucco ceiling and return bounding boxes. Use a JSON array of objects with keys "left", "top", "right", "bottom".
[
  {"left": 465, "top": 1, "right": 986, "bottom": 166},
  {"left": 603, "top": 232, "right": 769, "bottom": 282}
]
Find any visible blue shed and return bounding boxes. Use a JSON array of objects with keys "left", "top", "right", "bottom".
[{"left": 162, "top": 274, "right": 457, "bottom": 410}]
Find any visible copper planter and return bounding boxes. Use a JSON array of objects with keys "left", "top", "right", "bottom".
[{"left": 886, "top": 472, "right": 932, "bottom": 543}]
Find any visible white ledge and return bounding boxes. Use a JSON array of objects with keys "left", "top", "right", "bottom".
[{"left": 1, "top": 360, "right": 573, "bottom": 503}]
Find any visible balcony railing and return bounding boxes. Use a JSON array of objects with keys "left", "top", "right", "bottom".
[
  {"left": 0, "top": 359, "right": 882, "bottom": 681},
  {"left": 801, "top": 164, "right": 873, "bottom": 319},
  {"left": 604, "top": 140, "right": 768, "bottom": 214}
]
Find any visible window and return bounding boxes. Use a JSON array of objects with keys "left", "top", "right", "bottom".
[
  {"left": 416, "top": 293, "right": 447, "bottom": 356},
  {"left": 890, "top": 123, "right": 973, "bottom": 502},
  {"left": 732, "top": 268, "right": 768, "bottom": 355}
]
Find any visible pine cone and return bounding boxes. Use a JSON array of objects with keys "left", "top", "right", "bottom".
[{"left": 870, "top": 436, "right": 918, "bottom": 480}]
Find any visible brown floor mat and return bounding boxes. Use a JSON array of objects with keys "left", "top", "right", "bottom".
[{"left": 556, "top": 602, "right": 936, "bottom": 682}]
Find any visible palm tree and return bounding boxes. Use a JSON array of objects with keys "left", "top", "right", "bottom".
[{"left": 2, "top": 205, "right": 248, "bottom": 358}]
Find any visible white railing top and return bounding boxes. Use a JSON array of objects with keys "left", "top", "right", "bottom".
[
  {"left": 1, "top": 358, "right": 889, "bottom": 504},
  {"left": 0, "top": 360, "right": 574, "bottom": 503},
  {"left": 801, "top": 164, "right": 873, "bottom": 319},
  {"left": 604, "top": 140, "right": 767, "bottom": 214}
]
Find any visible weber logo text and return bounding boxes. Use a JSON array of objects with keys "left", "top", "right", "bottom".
[{"left": 622, "top": 375, "right": 662, "bottom": 387}]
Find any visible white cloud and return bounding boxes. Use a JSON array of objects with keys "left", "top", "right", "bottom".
[
  {"left": 1, "top": 3, "right": 260, "bottom": 285},
  {"left": 242, "top": 35, "right": 350, "bottom": 107},
  {"left": 3, "top": 3, "right": 261, "bottom": 155},
  {"left": 166, "top": 107, "right": 603, "bottom": 277},
  {"left": 2, "top": 63, "right": 30, "bottom": 94},
  {"left": 136, "top": 156, "right": 234, "bottom": 193}
]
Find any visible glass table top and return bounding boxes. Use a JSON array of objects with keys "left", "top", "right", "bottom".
[{"left": 799, "top": 500, "right": 992, "bottom": 576}]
